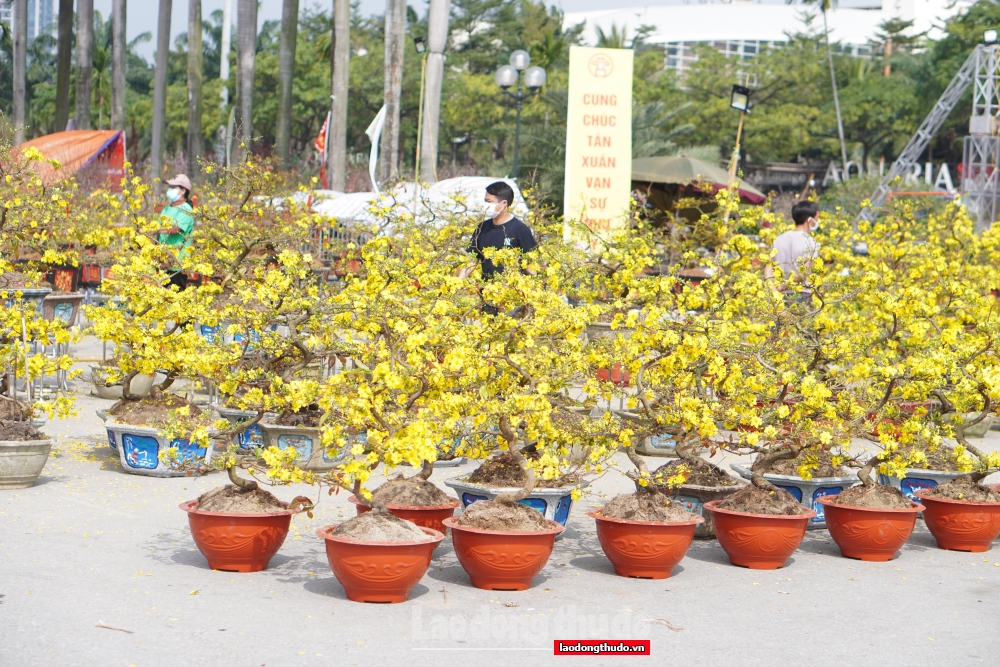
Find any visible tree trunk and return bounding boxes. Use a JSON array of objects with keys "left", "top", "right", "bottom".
[
  {"left": 54, "top": 0, "right": 74, "bottom": 132},
  {"left": 234, "top": 0, "right": 258, "bottom": 163},
  {"left": 151, "top": 0, "right": 172, "bottom": 189},
  {"left": 74, "top": 0, "right": 95, "bottom": 131},
  {"left": 328, "top": 0, "right": 350, "bottom": 190},
  {"left": 111, "top": 0, "right": 127, "bottom": 131},
  {"left": 187, "top": 0, "right": 204, "bottom": 176},
  {"left": 219, "top": 0, "right": 232, "bottom": 106},
  {"left": 378, "top": 0, "right": 405, "bottom": 182},
  {"left": 275, "top": 0, "right": 298, "bottom": 170},
  {"left": 419, "top": 0, "right": 449, "bottom": 183},
  {"left": 12, "top": 0, "right": 26, "bottom": 145}
]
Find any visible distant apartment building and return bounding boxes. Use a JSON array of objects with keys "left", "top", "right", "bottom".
[
  {"left": 565, "top": 0, "right": 973, "bottom": 77},
  {"left": 0, "top": 0, "right": 57, "bottom": 44}
]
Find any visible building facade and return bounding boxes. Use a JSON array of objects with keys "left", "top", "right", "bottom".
[
  {"left": 566, "top": 0, "right": 969, "bottom": 76},
  {"left": 0, "top": 0, "right": 56, "bottom": 44}
]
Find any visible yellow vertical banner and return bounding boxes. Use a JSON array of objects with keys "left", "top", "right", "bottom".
[{"left": 563, "top": 46, "right": 634, "bottom": 244}]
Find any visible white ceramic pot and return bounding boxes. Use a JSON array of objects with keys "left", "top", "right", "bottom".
[
  {"left": 104, "top": 421, "right": 213, "bottom": 477},
  {"left": 91, "top": 367, "right": 155, "bottom": 400}
]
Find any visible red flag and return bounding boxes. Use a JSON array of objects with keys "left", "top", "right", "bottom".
[{"left": 314, "top": 112, "right": 330, "bottom": 157}]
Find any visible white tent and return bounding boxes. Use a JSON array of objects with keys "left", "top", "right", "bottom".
[{"left": 309, "top": 178, "right": 528, "bottom": 227}]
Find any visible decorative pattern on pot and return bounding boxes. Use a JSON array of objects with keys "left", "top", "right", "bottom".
[
  {"left": 259, "top": 422, "right": 346, "bottom": 471},
  {"left": 0, "top": 439, "right": 53, "bottom": 489},
  {"left": 705, "top": 500, "right": 815, "bottom": 569},
  {"left": 816, "top": 496, "right": 923, "bottom": 562},
  {"left": 42, "top": 293, "right": 85, "bottom": 326},
  {"left": 215, "top": 407, "right": 278, "bottom": 450},
  {"left": 731, "top": 464, "right": 860, "bottom": 529},
  {"left": 316, "top": 524, "right": 443, "bottom": 603},
  {"left": 443, "top": 476, "right": 586, "bottom": 529},
  {"left": 915, "top": 488, "right": 1000, "bottom": 553},
  {"left": 442, "top": 517, "right": 563, "bottom": 590},
  {"left": 349, "top": 495, "right": 460, "bottom": 534},
  {"left": 589, "top": 510, "right": 703, "bottom": 579},
  {"left": 878, "top": 468, "right": 966, "bottom": 501},
  {"left": 181, "top": 500, "right": 295, "bottom": 572},
  {"left": 105, "top": 422, "right": 212, "bottom": 477}
]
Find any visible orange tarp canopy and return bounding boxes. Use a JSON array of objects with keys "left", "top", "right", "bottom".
[{"left": 18, "top": 130, "right": 124, "bottom": 185}]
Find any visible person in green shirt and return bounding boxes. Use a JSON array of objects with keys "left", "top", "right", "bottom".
[{"left": 158, "top": 174, "right": 195, "bottom": 290}]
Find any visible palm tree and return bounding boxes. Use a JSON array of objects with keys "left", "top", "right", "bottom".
[
  {"left": 274, "top": 0, "right": 298, "bottom": 169},
  {"left": 75, "top": 0, "right": 94, "bottom": 130},
  {"left": 151, "top": 0, "right": 172, "bottom": 186},
  {"left": 419, "top": 0, "right": 449, "bottom": 183},
  {"left": 235, "top": 0, "right": 257, "bottom": 161},
  {"left": 54, "top": 0, "right": 73, "bottom": 132},
  {"left": 88, "top": 11, "right": 115, "bottom": 129},
  {"left": 12, "top": 0, "right": 26, "bottom": 144},
  {"left": 111, "top": 0, "right": 127, "bottom": 131},
  {"left": 379, "top": 0, "right": 405, "bottom": 181},
  {"left": 328, "top": 0, "right": 350, "bottom": 190},
  {"left": 187, "top": 0, "right": 204, "bottom": 175}
]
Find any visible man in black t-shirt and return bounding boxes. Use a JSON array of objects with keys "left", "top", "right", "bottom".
[
  {"left": 460, "top": 181, "right": 537, "bottom": 314},
  {"left": 462, "top": 181, "right": 537, "bottom": 279}
]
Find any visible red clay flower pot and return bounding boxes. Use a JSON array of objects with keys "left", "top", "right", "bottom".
[
  {"left": 349, "top": 495, "right": 460, "bottom": 534},
  {"left": 915, "top": 489, "right": 1000, "bottom": 553},
  {"left": 442, "top": 517, "right": 563, "bottom": 590},
  {"left": 589, "top": 510, "right": 704, "bottom": 579},
  {"left": 817, "top": 496, "right": 923, "bottom": 561},
  {"left": 705, "top": 500, "right": 815, "bottom": 570},
  {"left": 316, "top": 524, "right": 444, "bottom": 603},
  {"left": 180, "top": 500, "right": 295, "bottom": 573}
]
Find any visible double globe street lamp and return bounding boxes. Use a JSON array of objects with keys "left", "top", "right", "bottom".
[{"left": 495, "top": 50, "right": 546, "bottom": 178}]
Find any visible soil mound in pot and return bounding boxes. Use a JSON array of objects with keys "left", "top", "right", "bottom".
[
  {"left": 196, "top": 485, "right": 286, "bottom": 513},
  {"left": 717, "top": 484, "right": 809, "bottom": 515},
  {"left": 925, "top": 475, "right": 1000, "bottom": 503},
  {"left": 275, "top": 406, "right": 323, "bottom": 427},
  {"left": 601, "top": 492, "right": 697, "bottom": 522},
  {"left": 331, "top": 511, "right": 429, "bottom": 542},
  {"left": 371, "top": 475, "right": 451, "bottom": 506},
  {"left": 468, "top": 451, "right": 526, "bottom": 486},
  {"left": 654, "top": 458, "right": 738, "bottom": 487},
  {"left": 0, "top": 419, "right": 45, "bottom": 441},
  {"left": 108, "top": 394, "right": 204, "bottom": 427},
  {"left": 831, "top": 483, "right": 912, "bottom": 509},
  {"left": 458, "top": 499, "right": 550, "bottom": 531},
  {"left": 752, "top": 449, "right": 846, "bottom": 477}
]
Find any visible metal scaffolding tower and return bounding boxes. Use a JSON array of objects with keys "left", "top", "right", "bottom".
[{"left": 863, "top": 44, "right": 1000, "bottom": 230}]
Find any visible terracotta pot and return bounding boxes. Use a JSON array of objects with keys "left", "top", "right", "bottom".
[
  {"left": 669, "top": 481, "right": 747, "bottom": 538},
  {"left": 316, "top": 524, "right": 443, "bottom": 603},
  {"left": 180, "top": 500, "right": 295, "bottom": 573},
  {"left": 442, "top": 516, "right": 563, "bottom": 590},
  {"left": 817, "top": 496, "right": 923, "bottom": 562},
  {"left": 589, "top": 510, "right": 704, "bottom": 579},
  {"left": 705, "top": 500, "right": 815, "bottom": 570},
  {"left": 915, "top": 488, "right": 1000, "bottom": 553},
  {"left": 349, "top": 495, "right": 460, "bottom": 534}
]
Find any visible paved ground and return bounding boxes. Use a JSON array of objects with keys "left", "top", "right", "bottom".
[{"left": 2, "top": 343, "right": 1000, "bottom": 666}]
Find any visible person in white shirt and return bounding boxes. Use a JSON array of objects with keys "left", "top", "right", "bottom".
[{"left": 767, "top": 200, "right": 820, "bottom": 282}]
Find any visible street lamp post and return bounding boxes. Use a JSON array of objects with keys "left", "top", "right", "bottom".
[{"left": 496, "top": 50, "right": 546, "bottom": 179}]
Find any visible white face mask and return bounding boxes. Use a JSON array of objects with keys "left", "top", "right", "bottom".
[
  {"left": 166, "top": 188, "right": 182, "bottom": 203},
  {"left": 483, "top": 201, "right": 501, "bottom": 218},
  {"left": 809, "top": 217, "right": 820, "bottom": 232}
]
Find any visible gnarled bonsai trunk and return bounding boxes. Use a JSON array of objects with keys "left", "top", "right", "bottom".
[
  {"left": 751, "top": 445, "right": 802, "bottom": 491},
  {"left": 495, "top": 415, "right": 535, "bottom": 503},
  {"left": 228, "top": 465, "right": 258, "bottom": 492},
  {"left": 413, "top": 459, "right": 434, "bottom": 480}
]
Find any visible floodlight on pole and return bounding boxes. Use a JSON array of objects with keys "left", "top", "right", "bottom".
[
  {"left": 413, "top": 36, "right": 426, "bottom": 54},
  {"left": 985, "top": 29, "right": 998, "bottom": 45},
  {"left": 730, "top": 84, "right": 751, "bottom": 113},
  {"left": 496, "top": 53, "right": 545, "bottom": 179}
]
